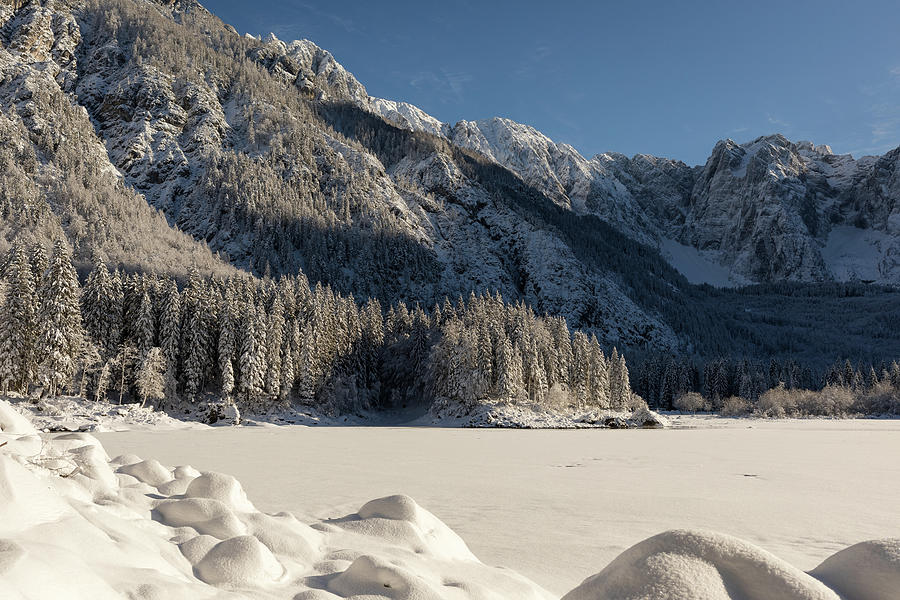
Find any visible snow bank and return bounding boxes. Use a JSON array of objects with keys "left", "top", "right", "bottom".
[
  {"left": 429, "top": 402, "right": 669, "bottom": 429},
  {"left": 1, "top": 399, "right": 897, "bottom": 599},
  {"left": 5, "top": 394, "right": 205, "bottom": 432},
  {"left": 0, "top": 399, "right": 554, "bottom": 599}
]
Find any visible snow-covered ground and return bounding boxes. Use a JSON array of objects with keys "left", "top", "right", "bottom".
[
  {"left": 95, "top": 416, "right": 900, "bottom": 596},
  {"left": 822, "top": 224, "right": 895, "bottom": 282},
  {"left": 659, "top": 237, "right": 740, "bottom": 287}
]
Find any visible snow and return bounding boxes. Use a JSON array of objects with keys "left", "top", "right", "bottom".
[
  {"left": 2, "top": 399, "right": 898, "bottom": 598},
  {"left": 810, "top": 538, "right": 900, "bottom": 600},
  {"left": 659, "top": 238, "right": 741, "bottom": 287},
  {"left": 822, "top": 224, "right": 893, "bottom": 282},
  {"left": 96, "top": 417, "right": 900, "bottom": 596},
  {"left": 8, "top": 394, "right": 208, "bottom": 432},
  {"left": 563, "top": 530, "right": 839, "bottom": 600},
  {"left": 0, "top": 399, "right": 555, "bottom": 599}
]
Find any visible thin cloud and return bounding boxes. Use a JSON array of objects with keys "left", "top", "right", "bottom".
[
  {"left": 766, "top": 114, "right": 792, "bottom": 131},
  {"left": 295, "top": 2, "right": 357, "bottom": 33},
  {"left": 513, "top": 45, "right": 553, "bottom": 79},
  {"left": 409, "top": 69, "right": 472, "bottom": 104}
]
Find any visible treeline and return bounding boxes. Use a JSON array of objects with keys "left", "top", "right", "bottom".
[
  {"left": 636, "top": 353, "right": 900, "bottom": 416},
  {"left": 0, "top": 240, "right": 634, "bottom": 418}
]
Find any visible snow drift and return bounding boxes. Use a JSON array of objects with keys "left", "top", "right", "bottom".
[{"left": 1, "top": 400, "right": 898, "bottom": 599}]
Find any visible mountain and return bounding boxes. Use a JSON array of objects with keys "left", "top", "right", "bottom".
[
  {"left": 365, "top": 101, "right": 900, "bottom": 287},
  {"left": 2, "top": 0, "right": 900, "bottom": 368}
]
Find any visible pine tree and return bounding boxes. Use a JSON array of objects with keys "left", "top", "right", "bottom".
[
  {"left": 571, "top": 332, "right": 591, "bottom": 409},
  {"left": 496, "top": 337, "right": 525, "bottom": 403},
  {"left": 217, "top": 287, "right": 237, "bottom": 401},
  {"left": 81, "top": 257, "right": 112, "bottom": 354},
  {"left": 294, "top": 324, "right": 315, "bottom": 402},
  {"left": 238, "top": 304, "right": 265, "bottom": 408},
  {"left": 134, "top": 291, "right": 156, "bottom": 359},
  {"left": 264, "top": 297, "right": 285, "bottom": 399},
  {"left": 29, "top": 243, "right": 47, "bottom": 288},
  {"left": 608, "top": 349, "right": 630, "bottom": 410},
  {"left": 36, "top": 240, "right": 84, "bottom": 397},
  {"left": 136, "top": 347, "right": 165, "bottom": 408},
  {"left": 588, "top": 337, "right": 609, "bottom": 409},
  {"left": 0, "top": 245, "right": 38, "bottom": 394},
  {"left": 181, "top": 272, "right": 212, "bottom": 401},
  {"left": 157, "top": 279, "right": 180, "bottom": 360},
  {"left": 106, "top": 270, "right": 124, "bottom": 358}
]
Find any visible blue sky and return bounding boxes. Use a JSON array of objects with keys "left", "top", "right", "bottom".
[{"left": 203, "top": 0, "right": 900, "bottom": 165}]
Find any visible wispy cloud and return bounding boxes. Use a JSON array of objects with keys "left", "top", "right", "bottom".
[
  {"left": 295, "top": 2, "right": 357, "bottom": 33},
  {"left": 408, "top": 69, "right": 472, "bottom": 104},
  {"left": 513, "top": 45, "right": 553, "bottom": 79},
  {"left": 766, "top": 113, "right": 791, "bottom": 131},
  {"left": 853, "top": 66, "right": 900, "bottom": 155}
]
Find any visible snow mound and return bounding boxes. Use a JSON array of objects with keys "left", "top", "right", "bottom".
[
  {"left": 118, "top": 458, "right": 173, "bottom": 487},
  {"left": 155, "top": 497, "right": 248, "bottom": 539},
  {"left": 337, "top": 494, "right": 477, "bottom": 561},
  {"left": 185, "top": 471, "right": 256, "bottom": 512},
  {"left": 811, "top": 538, "right": 900, "bottom": 600},
  {"left": 0, "top": 402, "right": 554, "bottom": 599},
  {"left": 194, "top": 534, "right": 285, "bottom": 585},
  {"left": 328, "top": 554, "right": 441, "bottom": 598},
  {"left": 0, "top": 399, "right": 36, "bottom": 435},
  {"left": 628, "top": 408, "right": 669, "bottom": 428},
  {"left": 562, "top": 529, "right": 840, "bottom": 600},
  {"left": 3, "top": 402, "right": 896, "bottom": 599},
  {"left": 358, "top": 494, "right": 420, "bottom": 521}
]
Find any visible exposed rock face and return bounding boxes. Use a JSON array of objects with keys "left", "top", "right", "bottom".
[{"left": 366, "top": 97, "right": 900, "bottom": 285}]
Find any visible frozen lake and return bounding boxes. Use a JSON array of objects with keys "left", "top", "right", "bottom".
[{"left": 97, "top": 418, "right": 900, "bottom": 595}]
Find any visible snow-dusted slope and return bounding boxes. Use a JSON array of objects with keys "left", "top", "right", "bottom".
[{"left": 0, "top": 0, "right": 682, "bottom": 349}]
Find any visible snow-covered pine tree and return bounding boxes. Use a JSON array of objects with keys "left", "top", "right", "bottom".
[
  {"left": 473, "top": 323, "right": 493, "bottom": 400},
  {"left": 0, "top": 244, "right": 38, "bottom": 394},
  {"left": 78, "top": 340, "right": 102, "bottom": 400},
  {"left": 157, "top": 279, "right": 181, "bottom": 406},
  {"left": 360, "top": 298, "right": 384, "bottom": 394},
  {"left": 238, "top": 304, "right": 266, "bottom": 409},
  {"left": 549, "top": 316, "right": 573, "bottom": 387},
  {"left": 135, "top": 347, "right": 165, "bottom": 408},
  {"left": 81, "top": 257, "right": 112, "bottom": 355},
  {"left": 106, "top": 269, "right": 124, "bottom": 358},
  {"left": 294, "top": 323, "right": 316, "bottom": 403},
  {"left": 181, "top": 272, "right": 212, "bottom": 402},
  {"left": 495, "top": 337, "right": 525, "bottom": 404},
  {"left": 134, "top": 291, "right": 156, "bottom": 359},
  {"left": 29, "top": 243, "right": 47, "bottom": 288},
  {"left": 570, "top": 331, "right": 591, "bottom": 410},
  {"left": 520, "top": 338, "right": 546, "bottom": 405},
  {"left": 36, "top": 240, "right": 84, "bottom": 397},
  {"left": 217, "top": 286, "right": 237, "bottom": 401},
  {"left": 588, "top": 335, "right": 609, "bottom": 409},
  {"left": 264, "top": 296, "right": 285, "bottom": 399},
  {"left": 608, "top": 349, "right": 631, "bottom": 410}
]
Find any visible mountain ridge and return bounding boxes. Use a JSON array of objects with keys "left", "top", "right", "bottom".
[{"left": 2, "top": 0, "right": 900, "bottom": 367}]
